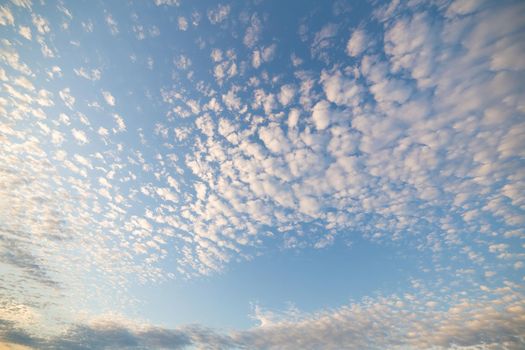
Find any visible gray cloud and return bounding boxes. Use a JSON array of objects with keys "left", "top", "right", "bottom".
[{"left": 1, "top": 284, "right": 524, "bottom": 349}]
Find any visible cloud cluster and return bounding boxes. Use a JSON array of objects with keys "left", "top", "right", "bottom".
[
  {"left": 167, "top": 0, "right": 525, "bottom": 280},
  {"left": 0, "top": 0, "right": 523, "bottom": 348},
  {"left": 2, "top": 282, "right": 524, "bottom": 349}
]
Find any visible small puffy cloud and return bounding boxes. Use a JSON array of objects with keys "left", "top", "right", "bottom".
[
  {"left": 279, "top": 84, "right": 296, "bottom": 106},
  {"left": 262, "top": 44, "right": 276, "bottom": 62},
  {"left": 252, "top": 50, "right": 261, "bottom": 68},
  {"left": 244, "top": 14, "right": 262, "bottom": 48},
  {"left": 13, "top": 76, "right": 34, "bottom": 91},
  {"left": 18, "top": 26, "right": 31, "bottom": 40},
  {"left": 154, "top": 0, "right": 180, "bottom": 6},
  {"left": 156, "top": 187, "right": 178, "bottom": 202},
  {"left": 320, "top": 70, "right": 361, "bottom": 106},
  {"left": 222, "top": 88, "right": 241, "bottom": 111},
  {"left": 0, "top": 6, "right": 14, "bottom": 26},
  {"left": 98, "top": 127, "right": 109, "bottom": 137},
  {"left": 74, "top": 67, "right": 101, "bottom": 81},
  {"left": 210, "top": 48, "right": 222, "bottom": 62},
  {"left": 311, "top": 23, "right": 338, "bottom": 60},
  {"left": 207, "top": 4, "right": 230, "bottom": 24},
  {"left": 288, "top": 108, "right": 300, "bottom": 129},
  {"left": 102, "top": 90, "right": 116, "bottom": 106},
  {"left": 71, "top": 128, "right": 88, "bottom": 144},
  {"left": 10, "top": 0, "right": 32, "bottom": 8},
  {"left": 113, "top": 114, "right": 126, "bottom": 132},
  {"left": 311, "top": 100, "right": 331, "bottom": 130},
  {"left": 105, "top": 13, "right": 119, "bottom": 35},
  {"left": 59, "top": 88, "right": 75, "bottom": 109},
  {"left": 31, "top": 14, "right": 50, "bottom": 34},
  {"left": 291, "top": 53, "right": 303, "bottom": 66},
  {"left": 259, "top": 123, "right": 291, "bottom": 154},
  {"left": 37, "top": 36, "right": 55, "bottom": 57},
  {"left": 178, "top": 16, "right": 188, "bottom": 31},
  {"left": 299, "top": 195, "right": 321, "bottom": 217},
  {"left": 346, "top": 28, "right": 368, "bottom": 57}
]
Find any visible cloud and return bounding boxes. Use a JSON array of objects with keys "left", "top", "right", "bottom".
[
  {"left": 346, "top": 28, "right": 368, "bottom": 57},
  {"left": 153, "top": 0, "right": 180, "bottom": 6},
  {"left": 74, "top": 67, "right": 101, "bottom": 81},
  {"left": 31, "top": 14, "right": 49, "bottom": 34},
  {"left": 105, "top": 13, "right": 119, "bottom": 35},
  {"left": 207, "top": 4, "right": 230, "bottom": 24},
  {"left": 311, "top": 100, "right": 331, "bottom": 130},
  {"left": 71, "top": 128, "right": 88, "bottom": 144},
  {"left": 178, "top": 16, "right": 188, "bottom": 31},
  {"left": 311, "top": 23, "right": 338, "bottom": 61},
  {"left": 58, "top": 88, "right": 75, "bottom": 109},
  {"left": 102, "top": 90, "right": 116, "bottom": 106},
  {"left": 13, "top": 76, "right": 34, "bottom": 91},
  {"left": 18, "top": 26, "right": 31, "bottom": 40},
  {"left": 320, "top": 69, "right": 361, "bottom": 106},
  {"left": 244, "top": 14, "right": 262, "bottom": 48},
  {"left": 0, "top": 6, "right": 14, "bottom": 26},
  {"left": 1, "top": 1, "right": 524, "bottom": 347},
  {"left": 235, "top": 287, "right": 525, "bottom": 350},
  {"left": 2, "top": 285, "right": 524, "bottom": 349},
  {"left": 10, "top": 0, "right": 32, "bottom": 8},
  {"left": 278, "top": 84, "right": 295, "bottom": 106}
]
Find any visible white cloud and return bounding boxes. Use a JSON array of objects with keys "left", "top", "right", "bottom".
[
  {"left": 251, "top": 50, "right": 260, "bottom": 69},
  {"left": 278, "top": 84, "right": 295, "bottom": 106},
  {"left": 262, "top": 44, "right": 276, "bottom": 62},
  {"left": 178, "top": 16, "right": 188, "bottom": 31},
  {"left": 71, "top": 128, "right": 88, "bottom": 144},
  {"left": 98, "top": 127, "right": 109, "bottom": 137},
  {"left": 10, "top": 0, "right": 32, "bottom": 8},
  {"left": 18, "top": 25, "right": 31, "bottom": 40},
  {"left": 320, "top": 70, "right": 361, "bottom": 106},
  {"left": 0, "top": 6, "right": 14, "bottom": 26},
  {"left": 222, "top": 87, "right": 241, "bottom": 111},
  {"left": 346, "top": 28, "right": 368, "bottom": 57},
  {"left": 259, "top": 123, "right": 291, "bottom": 154},
  {"left": 207, "top": 4, "right": 230, "bottom": 24},
  {"left": 113, "top": 114, "right": 126, "bottom": 132},
  {"left": 13, "top": 76, "right": 34, "bottom": 91},
  {"left": 59, "top": 88, "right": 75, "bottom": 109},
  {"left": 244, "top": 14, "right": 262, "bottom": 47},
  {"left": 211, "top": 48, "right": 223, "bottom": 62},
  {"left": 288, "top": 108, "right": 300, "bottom": 129},
  {"left": 105, "top": 13, "right": 119, "bottom": 35},
  {"left": 311, "top": 23, "right": 338, "bottom": 60},
  {"left": 31, "top": 14, "right": 50, "bottom": 34},
  {"left": 291, "top": 53, "right": 303, "bottom": 66},
  {"left": 74, "top": 67, "right": 101, "bottom": 81},
  {"left": 154, "top": 0, "right": 180, "bottom": 6},
  {"left": 37, "top": 36, "right": 55, "bottom": 57},
  {"left": 102, "top": 90, "right": 116, "bottom": 106},
  {"left": 311, "top": 100, "right": 331, "bottom": 130}
]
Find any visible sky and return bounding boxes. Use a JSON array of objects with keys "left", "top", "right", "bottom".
[{"left": 0, "top": 0, "right": 524, "bottom": 349}]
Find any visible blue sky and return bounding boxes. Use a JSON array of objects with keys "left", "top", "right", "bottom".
[{"left": 1, "top": 0, "right": 524, "bottom": 349}]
